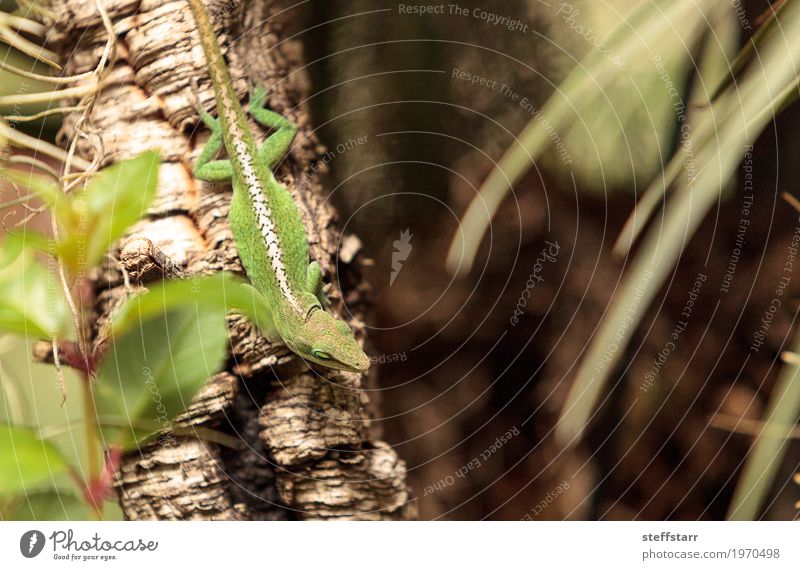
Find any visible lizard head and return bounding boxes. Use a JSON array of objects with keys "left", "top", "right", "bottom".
[{"left": 285, "top": 307, "right": 370, "bottom": 373}]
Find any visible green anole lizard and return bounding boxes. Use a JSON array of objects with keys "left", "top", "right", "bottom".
[{"left": 187, "top": 0, "right": 369, "bottom": 373}]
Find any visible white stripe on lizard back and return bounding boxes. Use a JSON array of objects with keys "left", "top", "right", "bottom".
[{"left": 231, "top": 135, "right": 304, "bottom": 315}]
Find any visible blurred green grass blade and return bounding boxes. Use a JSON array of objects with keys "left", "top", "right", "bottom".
[
  {"left": 617, "top": 71, "right": 799, "bottom": 260},
  {"left": 445, "top": 0, "right": 714, "bottom": 275},
  {"left": 727, "top": 350, "right": 800, "bottom": 520},
  {"left": 706, "top": 0, "right": 787, "bottom": 104},
  {"left": 613, "top": 7, "right": 740, "bottom": 257},
  {"left": 556, "top": 0, "right": 800, "bottom": 445}
]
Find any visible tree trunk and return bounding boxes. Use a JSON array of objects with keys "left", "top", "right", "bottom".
[{"left": 37, "top": 0, "right": 414, "bottom": 520}]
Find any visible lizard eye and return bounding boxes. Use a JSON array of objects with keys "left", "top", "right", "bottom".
[{"left": 312, "top": 349, "right": 331, "bottom": 360}]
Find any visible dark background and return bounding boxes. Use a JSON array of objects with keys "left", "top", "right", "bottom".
[{"left": 288, "top": 0, "right": 799, "bottom": 520}]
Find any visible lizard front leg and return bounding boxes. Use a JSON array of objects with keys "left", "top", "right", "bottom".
[
  {"left": 305, "top": 260, "right": 330, "bottom": 308},
  {"left": 248, "top": 84, "right": 298, "bottom": 168}
]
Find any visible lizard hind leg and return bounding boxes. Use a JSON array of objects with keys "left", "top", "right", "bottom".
[
  {"left": 194, "top": 154, "right": 233, "bottom": 183},
  {"left": 190, "top": 77, "right": 233, "bottom": 182},
  {"left": 193, "top": 113, "right": 233, "bottom": 182}
]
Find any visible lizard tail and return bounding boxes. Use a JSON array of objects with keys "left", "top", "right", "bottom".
[{"left": 186, "top": 0, "right": 241, "bottom": 128}]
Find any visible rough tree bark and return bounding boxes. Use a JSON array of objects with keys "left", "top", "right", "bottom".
[{"left": 35, "top": 0, "right": 414, "bottom": 520}]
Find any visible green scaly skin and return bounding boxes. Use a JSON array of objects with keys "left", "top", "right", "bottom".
[{"left": 187, "top": 0, "right": 369, "bottom": 373}]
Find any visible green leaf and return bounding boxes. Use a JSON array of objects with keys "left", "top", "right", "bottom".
[
  {"left": 1, "top": 229, "right": 53, "bottom": 259},
  {"left": 97, "top": 273, "right": 274, "bottom": 449},
  {"left": 0, "top": 232, "right": 26, "bottom": 268},
  {"left": 95, "top": 272, "right": 275, "bottom": 449},
  {"left": 58, "top": 150, "right": 160, "bottom": 275},
  {"left": 111, "top": 272, "right": 274, "bottom": 338},
  {"left": 2, "top": 487, "right": 88, "bottom": 521},
  {"left": 0, "top": 151, "right": 160, "bottom": 279},
  {"left": 0, "top": 424, "right": 70, "bottom": 498},
  {"left": 0, "top": 355, "right": 30, "bottom": 427},
  {"left": 0, "top": 239, "right": 68, "bottom": 338},
  {"left": 96, "top": 299, "right": 230, "bottom": 449}
]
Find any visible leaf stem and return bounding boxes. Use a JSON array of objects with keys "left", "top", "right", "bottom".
[{"left": 81, "top": 372, "right": 103, "bottom": 519}]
